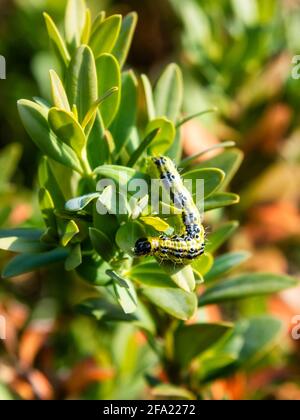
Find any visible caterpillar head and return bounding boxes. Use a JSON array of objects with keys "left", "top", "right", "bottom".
[{"left": 134, "top": 238, "right": 152, "bottom": 257}]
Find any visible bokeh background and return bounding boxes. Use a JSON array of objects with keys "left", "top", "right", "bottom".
[{"left": 0, "top": 0, "right": 300, "bottom": 400}]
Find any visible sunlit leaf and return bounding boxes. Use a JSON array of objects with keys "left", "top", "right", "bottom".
[
  {"left": 204, "top": 192, "right": 240, "bottom": 211},
  {"left": 90, "top": 15, "right": 122, "bottom": 58},
  {"left": 18, "top": 100, "right": 82, "bottom": 173},
  {"left": 65, "top": 0, "right": 86, "bottom": 50},
  {"left": 66, "top": 45, "right": 98, "bottom": 123},
  {"left": 48, "top": 107, "right": 86, "bottom": 154},
  {"left": 142, "top": 286, "right": 197, "bottom": 320},
  {"left": 112, "top": 12, "right": 138, "bottom": 67},
  {"left": 49, "top": 70, "right": 71, "bottom": 112},
  {"left": 43, "top": 13, "right": 70, "bottom": 67},
  {"left": 199, "top": 273, "right": 298, "bottom": 306}
]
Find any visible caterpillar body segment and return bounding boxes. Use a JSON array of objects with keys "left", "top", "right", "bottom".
[{"left": 134, "top": 156, "right": 205, "bottom": 265}]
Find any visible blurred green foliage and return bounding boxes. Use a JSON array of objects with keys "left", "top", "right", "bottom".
[{"left": 0, "top": 0, "right": 299, "bottom": 401}]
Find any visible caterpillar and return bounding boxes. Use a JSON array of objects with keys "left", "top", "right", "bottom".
[{"left": 134, "top": 156, "right": 205, "bottom": 265}]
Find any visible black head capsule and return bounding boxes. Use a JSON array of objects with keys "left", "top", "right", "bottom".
[{"left": 134, "top": 238, "right": 152, "bottom": 257}]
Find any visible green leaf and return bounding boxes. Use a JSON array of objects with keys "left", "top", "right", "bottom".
[
  {"left": 192, "top": 253, "right": 214, "bottom": 277},
  {"left": 112, "top": 12, "right": 138, "bottom": 67},
  {"left": 66, "top": 45, "right": 98, "bottom": 123},
  {"left": 107, "top": 270, "right": 137, "bottom": 314},
  {"left": 38, "top": 157, "right": 67, "bottom": 209},
  {"left": 198, "top": 355, "right": 237, "bottom": 383},
  {"left": 0, "top": 143, "right": 22, "bottom": 187},
  {"left": 76, "top": 255, "right": 110, "bottom": 286},
  {"left": 176, "top": 108, "right": 218, "bottom": 130},
  {"left": 231, "top": 0, "right": 258, "bottom": 26},
  {"left": 166, "top": 128, "right": 182, "bottom": 163},
  {"left": 33, "top": 97, "right": 51, "bottom": 109},
  {"left": 154, "top": 63, "right": 183, "bottom": 122},
  {"left": 110, "top": 70, "right": 138, "bottom": 155},
  {"left": 0, "top": 236, "right": 48, "bottom": 253},
  {"left": 89, "top": 15, "right": 122, "bottom": 58},
  {"left": 43, "top": 13, "right": 70, "bottom": 67},
  {"left": 140, "top": 216, "right": 170, "bottom": 232},
  {"left": 65, "top": 192, "right": 99, "bottom": 211},
  {"left": 2, "top": 248, "right": 68, "bottom": 278},
  {"left": 82, "top": 87, "right": 118, "bottom": 130},
  {"left": 194, "top": 149, "right": 243, "bottom": 188},
  {"left": 199, "top": 273, "right": 298, "bottom": 306},
  {"left": 128, "top": 261, "right": 176, "bottom": 288},
  {"left": 40, "top": 227, "right": 57, "bottom": 244},
  {"left": 180, "top": 141, "right": 235, "bottom": 167},
  {"left": 151, "top": 384, "right": 196, "bottom": 400},
  {"left": 146, "top": 117, "right": 175, "bottom": 155},
  {"left": 205, "top": 221, "right": 239, "bottom": 254},
  {"left": 204, "top": 192, "right": 240, "bottom": 211},
  {"left": 48, "top": 159, "right": 75, "bottom": 202},
  {"left": 91, "top": 11, "right": 106, "bottom": 35},
  {"left": 86, "top": 112, "right": 106, "bottom": 168},
  {"left": 170, "top": 264, "right": 196, "bottom": 292},
  {"left": 0, "top": 383, "right": 14, "bottom": 400},
  {"left": 96, "top": 53, "right": 121, "bottom": 127},
  {"left": 65, "top": 243, "right": 82, "bottom": 271},
  {"left": 89, "top": 227, "right": 115, "bottom": 262},
  {"left": 38, "top": 187, "right": 56, "bottom": 229},
  {"left": 17, "top": 100, "right": 82, "bottom": 173},
  {"left": 205, "top": 252, "right": 251, "bottom": 282},
  {"left": 158, "top": 261, "right": 196, "bottom": 291},
  {"left": 0, "top": 228, "right": 43, "bottom": 241},
  {"left": 78, "top": 297, "right": 131, "bottom": 321},
  {"left": 142, "top": 287, "right": 197, "bottom": 320},
  {"left": 116, "top": 221, "right": 145, "bottom": 255},
  {"left": 94, "top": 165, "right": 149, "bottom": 188},
  {"left": 183, "top": 168, "right": 225, "bottom": 199},
  {"left": 60, "top": 220, "right": 79, "bottom": 247},
  {"left": 208, "top": 316, "right": 284, "bottom": 379},
  {"left": 174, "top": 323, "right": 232, "bottom": 367},
  {"left": 0, "top": 208, "right": 10, "bottom": 226},
  {"left": 141, "top": 74, "right": 156, "bottom": 121},
  {"left": 93, "top": 202, "right": 120, "bottom": 238},
  {"left": 77, "top": 297, "right": 155, "bottom": 333},
  {"left": 234, "top": 316, "right": 283, "bottom": 367},
  {"left": 65, "top": 0, "right": 86, "bottom": 50},
  {"left": 48, "top": 107, "right": 86, "bottom": 154},
  {"left": 81, "top": 8, "right": 91, "bottom": 44},
  {"left": 49, "top": 70, "right": 71, "bottom": 112},
  {"left": 127, "top": 128, "right": 159, "bottom": 167}
]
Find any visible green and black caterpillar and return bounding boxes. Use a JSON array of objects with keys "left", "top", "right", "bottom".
[{"left": 134, "top": 156, "right": 205, "bottom": 265}]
